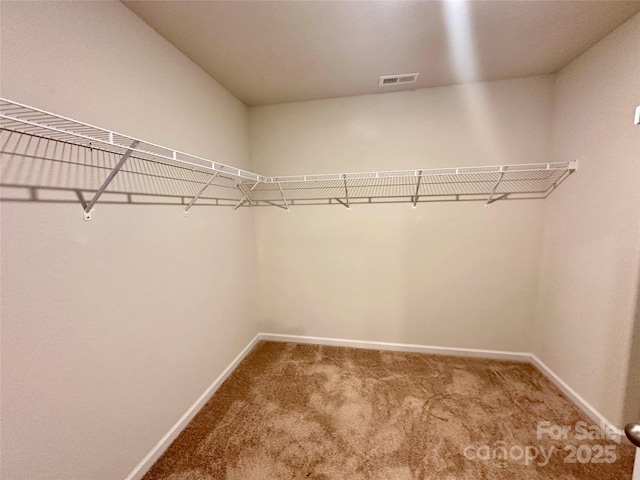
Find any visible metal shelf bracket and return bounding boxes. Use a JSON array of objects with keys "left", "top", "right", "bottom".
[
  {"left": 233, "top": 182, "right": 260, "bottom": 210},
  {"left": 184, "top": 170, "right": 222, "bottom": 216},
  {"left": 277, "top": 182, "right": 289, "bottom": 211},
  {"left": 83, "top": 140, "right": 139, "bottom": 220},
  {"left": 485, "top": 168, "right": 505, "bottom": 207},
  {"left": 413, "top": 170, "right": 423, "bottom": 209},
  {"left": 342, "top": 175, "right": 350, "bottom": 210},
  {"left": 83, "top": 208, "right": 94, "bottom": 221}
]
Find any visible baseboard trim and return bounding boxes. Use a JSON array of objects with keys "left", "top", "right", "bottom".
[
  {"left": 529, "top": 354, "right": 623, "bottom": 439},
  {"left": 126, "top": 332, "right": 622, "bottom": 479},
  {"left": 124, "top": 333, "right": 262, "bottom": 480},
  {"left": 257, "top": 332, "right": 532, "bottom": 362}
]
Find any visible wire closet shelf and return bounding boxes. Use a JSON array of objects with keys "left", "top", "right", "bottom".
[{"left": 0, "top": 97, "right": 577, "bottom": 218}]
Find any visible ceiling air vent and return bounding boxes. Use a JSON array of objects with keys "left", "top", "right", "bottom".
[{"left": 379, "top": 73, "right": 419, "bottom": 87}]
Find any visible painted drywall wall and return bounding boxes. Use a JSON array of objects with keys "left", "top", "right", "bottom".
[
  {"left": 533, "top": 13, "right": 640, "bottom": 428},
  {"left": 249, "top": 76, "right": 553, "bottom": 352},
  {"left": 0, "top": 2, "right": 257, "bottom": 479}
]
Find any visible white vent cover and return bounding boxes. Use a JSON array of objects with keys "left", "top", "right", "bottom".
[{"left": 379, "top": 73, "right": 419, "bottom": 86}]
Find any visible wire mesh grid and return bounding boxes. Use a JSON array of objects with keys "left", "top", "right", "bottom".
[
  {"left": 0, "top": 98, "right": 262, "bottom": 182},
  {"left": 1, "top": 97, "right": 576, "bottom": 209},
  {"left": 243, "top": 164, "right": 573, "bottom": 204},
  {"left": 0, "top": 129, "right": 245, "bottom": 205}
]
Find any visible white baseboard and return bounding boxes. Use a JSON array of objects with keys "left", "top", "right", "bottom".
[
  {"left": 124, "top": 333, "right": 262, "bottom": 480},
  {"left": 258, "top": 332, "right": 531, "bottom": 362},
  {"left": 529, "top": 354, "right": 623, "bottom": 439},
  {"left": 125, "top": 332, "right": 622, "bottom": 480}
]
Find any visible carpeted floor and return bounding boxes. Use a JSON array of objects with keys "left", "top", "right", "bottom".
[{"left": 143, "top": 341, "right": 634, "bottom": 479}]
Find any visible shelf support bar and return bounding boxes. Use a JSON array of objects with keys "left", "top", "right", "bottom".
[
  {"left": 183, "top": 170, "right": 221, "bottom": 216},
  {"left": 277, "top": 182, "right": 289, "bottom": 211},
  {"left": 233, "top": 182, "right": 259, "bottom": 210},
  {"left": 342, "top": 175, "right": 350, "bottom": 209},
  {"left": 485, "top": 170, "right": 505, "bottom": 207},
  {"left": 83, "top": 140, "right": 139, "bottom": 220},
  {"left": 413, "top": 170, "right": 423, "bottom": 208}
]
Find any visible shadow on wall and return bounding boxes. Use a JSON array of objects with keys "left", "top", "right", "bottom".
[{"left": 0, "top": 130, "right": 246, "bottom": 210}]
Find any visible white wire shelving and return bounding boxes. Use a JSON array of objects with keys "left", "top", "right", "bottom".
[
  {"left": 239, "top": 162, "right": 576, "bottom": 210},
  {"left": 0, "top": 97, "right": 577, "bottom": 218}
]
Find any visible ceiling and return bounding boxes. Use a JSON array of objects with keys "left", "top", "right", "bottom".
[{"left": 123, "top": 1, "right": 640, "bottom": 106}]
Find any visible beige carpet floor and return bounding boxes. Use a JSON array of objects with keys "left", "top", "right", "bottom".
[{"left": 143, "top": 341, "right": 634, "bottom": 479}]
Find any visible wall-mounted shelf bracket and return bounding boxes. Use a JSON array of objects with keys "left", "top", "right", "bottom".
[
  {"left": 342, "top": 175, "right": 350, "bottom": 210},
  {"left": 412, "top": 170, "right": 423, "bottom": 209},
  {"left": 83, "top": 140, "right": 139, "bottom": 220},
  {"left": 485, "top": 168, "right": 505, "bottom": 207},
  {"left": 277, "top": 182, "right": 289, "bottom": 211},
  {"left": 233, "top": 182, "right": 259, "bottom": 210},
  {"left": 184, "top": 170, "right": 222, "bottom": 216}
]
